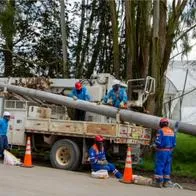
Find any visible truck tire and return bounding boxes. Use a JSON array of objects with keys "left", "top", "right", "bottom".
[{"left": 50, "top": 139, "right": 81, "bottom": 171}]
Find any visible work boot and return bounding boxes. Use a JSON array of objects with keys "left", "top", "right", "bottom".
[
  {"left": 152, "top": 181, "right": 163, "bottom": 188},
  {"left": 163, "top": 181, "right": 174, "bottom": 188},
  {"left": 114, "top": 171, "right": 123, "bottom": 179}
]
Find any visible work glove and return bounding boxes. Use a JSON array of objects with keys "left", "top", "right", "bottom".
[
  {"left": 73, "top": 96, "right": 78, "bottom": 101},
  {"left": 97, "top": 160, "right": 104, "bottom": 165},
  {"left": 102, "top": 159, "right": 108, "bottom": 165},
  {"left": 120, "top": 101, "right": 124, "bottom": 108},
  {"left": 97, "top": 99, "right": 103, "bottom": 105},
  {"left": 107, "top": 99, "right": 113, "bottom": 105},
  {"left": 174, "top": 121, "right": 180, "bottom": 133},
  {"left": 97, "top": 160, "right": 108, "bottom": 165},
  {"left": 150, "top": 143, "right": 156, "bottom": 149}
]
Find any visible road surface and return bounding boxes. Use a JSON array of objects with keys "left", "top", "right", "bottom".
[{"left": 0, "top": 163, "right": 195, "bottom": 196}]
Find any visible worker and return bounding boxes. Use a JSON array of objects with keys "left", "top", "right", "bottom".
[
  {"left": 88, "top": 135, "right": 122, "bottom": 179},
  {"left": 153, "top": 118, "right": 176, "bottom": 188},
  {"left": 103, "top": 81, "right": 128, "bottom": 108},
  {"left": 69, "top": 81, "right": 91, "bottom": 121},
  {"left": 0, "top": 111, "right": 11, "bottom": 159}
]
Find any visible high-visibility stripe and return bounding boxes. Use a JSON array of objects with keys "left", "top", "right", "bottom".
[
  {"left": 25, "top": 137, "right": 32, "bottom": 155},
  {"left": 154, "top": 174, "right": 163, "bottom": 179},
  {"left": 125, "top": 164, "right": 132, "bottom": 168},
  {"left": 156, "top": 148, "right": 173, "bottom": 151},
  {"left": 124, "top": 147, "right": 132, "bottom": 168},
  {"left": 113, "top": 169, "right": 118, "bottom": 174},
  {"left": 162, "top": 127, "right": 174, "bottom": 136}
]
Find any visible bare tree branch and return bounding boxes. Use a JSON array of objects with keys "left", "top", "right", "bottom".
[
  {"left": 170, "top": 42, "right": 196, "bottom": 60},
  {"left": 173, "top": 24, "right": 196, "bottom": 44},
  {"left": 0, "top": 47, "right": 58, "bottom": 66}
]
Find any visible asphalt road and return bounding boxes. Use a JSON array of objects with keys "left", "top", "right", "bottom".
[{"left": 0, "top": 163, "right": 195, "bottom": 196}]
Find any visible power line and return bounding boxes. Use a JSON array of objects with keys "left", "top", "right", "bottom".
[{"left": 164, "top": 87, "right": 196, "bottom": 104}]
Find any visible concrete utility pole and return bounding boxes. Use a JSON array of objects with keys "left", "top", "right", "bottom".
[
  {"left": 60, "top": 0, "right": 68, "bottom": 78},
  {"left": 0, "top": 83, "right": 196, "bottom": 136}
]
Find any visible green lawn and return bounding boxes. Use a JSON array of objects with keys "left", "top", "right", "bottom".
[{"left": 140, "top": 133, "right": 196, "bottom": 179}]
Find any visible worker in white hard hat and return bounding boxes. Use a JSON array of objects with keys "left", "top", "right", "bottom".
[
  {"left": 103, "top": 80, "right": 128, "bottom": 108},
  {"left": 0, "top": 111, "right": 11, "bottom": 158}
]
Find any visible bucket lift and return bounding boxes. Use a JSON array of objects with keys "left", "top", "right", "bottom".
[{"left": 127, "top": 76, "right": 155, "bottom": 110}]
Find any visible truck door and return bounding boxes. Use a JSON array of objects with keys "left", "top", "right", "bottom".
[{"left": 5, "top": 100, "right": 26, "bottom": 146}]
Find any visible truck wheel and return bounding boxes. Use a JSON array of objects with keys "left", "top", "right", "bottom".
[{"left": 50, "top": 139, "right": 81, "bottom": 171}]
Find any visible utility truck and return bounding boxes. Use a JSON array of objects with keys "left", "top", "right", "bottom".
[{"left": 0, "top": 74, "right": 156, "bottom": 170}]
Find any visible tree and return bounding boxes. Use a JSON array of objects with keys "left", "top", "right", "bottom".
[
  {"left": 0, "top": 0, "right": 195, "bottom": 116},
  {"left": 107, "top": 0, "right": 120, "bottom": 79},
  {"left": 124, "top": 0, "right": 196, "bottom": 115},
  {"left": 0, "top": 0, "right": 15, "bottom": 76},
  {"left": 60, "top": 0, "right": 68, "bottom": 78},
  {"left": 75, "top": 0, "right": 86, "bottom": 78}
]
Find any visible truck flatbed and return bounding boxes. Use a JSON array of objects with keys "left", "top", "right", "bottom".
[{"left": 25, "top": 118, "right": 151, "bottom": 145}]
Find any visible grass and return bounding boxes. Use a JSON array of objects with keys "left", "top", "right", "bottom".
[{"left": 139, "top": 133, "right": 196, "bottom": 179}]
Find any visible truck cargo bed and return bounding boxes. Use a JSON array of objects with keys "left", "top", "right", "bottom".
[{"left": 25, "top": 118, "right": 151, "bottom": 145}]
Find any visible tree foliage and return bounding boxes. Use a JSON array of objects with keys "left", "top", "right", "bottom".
[{"left": 0, "top": 0, "right": 195, "bottom": 115}]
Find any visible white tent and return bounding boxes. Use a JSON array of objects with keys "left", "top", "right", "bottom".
[{"left": 164, "top": 61, "right": 196, "bottom": 124}]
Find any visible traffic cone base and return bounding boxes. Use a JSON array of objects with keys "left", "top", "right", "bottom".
[
  {"left": 120, "top": 146, "right": 133, "bottom": 184},
  {"left": 119, "top": 179, "right": 133, "bottom": 184},
  {"left": 21, "top": 164, "right": 33, "bottom": 168},
  {"left": 21, "top": 137, "right": 33, "bottom": 168}
]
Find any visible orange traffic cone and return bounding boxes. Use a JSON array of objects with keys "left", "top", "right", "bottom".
[
  {"left": 22, "top": 137, "right": 33, "bottom": 168},
  {"left": 120, "top": 146, "right": 133, "bottom": 183}
]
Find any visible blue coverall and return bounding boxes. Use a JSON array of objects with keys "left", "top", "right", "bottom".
[
  {"left": 88, "top": 144, "right": 122, "bottom": 179},
  {"left": 103, "top": 88, "right": 127, "bottom": 108},
  {"left": 69, "top": 87, "right": 91, "bottom": 121},
  {"left": 69, "top": 87, "right": 90, "bottom": 101},
  {"left": 0, "top": 118, "right": 9, "bottom": 157},
  {"left": 154, "top": 127, "right": 176, "bottom": 183}
]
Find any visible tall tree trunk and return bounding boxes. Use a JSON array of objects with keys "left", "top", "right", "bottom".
[
  {"left": 3, "top": 39, "right": 13, "bottom": 77},
  {"left": 108, "top": 0, "right": 120, "bottom": 79},
  {"left": 137, "top": 0, "right": 151, "bottom": 78},
  {"left": 147, "top": 0, "right": 187, "bottom": 115},
  {"left": 148, "top": 0, "right": 161, "bottom": 114},
  {"left": 86, "top": 14, "right": 104, "bottom": 78},
  {"left": 60, "top": 0, "right": 68, "bottom": 78},
  {"left": 125, "top": 0, "right": 137, "bottom": 80},
  {"left": 76, "top": 0, "right": 86, "bottom": 78},
  {"left": 80, "top": 0, "right": 96, "bottom": 76},
  {"left": 125, "top": 0, "right": 136, "bottom": 100},
  {"left": 2, "top": 0, "right": 15, "bottom": 77},
  {"left": 162, "top": 0, "right": 187, "bottom": 72}
]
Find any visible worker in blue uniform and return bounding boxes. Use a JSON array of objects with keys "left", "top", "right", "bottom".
[
  {"left": 0, "top": 111, "right": 11, "bottom": 158},
  {"left": 88, "top": 135, "right": 122, "bottom": 179},
  {"left": 69, "top": 81, "right": 91, "bottom": 121},
  {"left": 154, "top": 118, "right": 177, "bottom": 188},
  {"left": 103, "top": 81, "right": 128, "bottom": 108}
]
